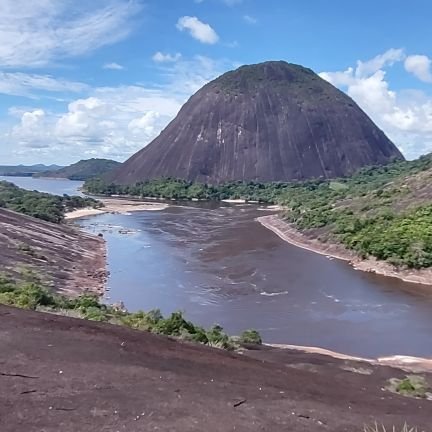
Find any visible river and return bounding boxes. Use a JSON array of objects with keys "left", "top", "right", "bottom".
[
  {"left": 4, "top": 176, "right": 432, "bottom": 357},
  {"left": 0, "top": 176, "right": 85, "bottom": 196}
]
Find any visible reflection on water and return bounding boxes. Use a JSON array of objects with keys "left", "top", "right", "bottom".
[{"left": 78, "top": 204, "right": 432, "bottom": 358}]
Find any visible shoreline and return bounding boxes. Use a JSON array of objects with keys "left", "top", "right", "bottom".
[
  {"left": 257, "top": 214, "right": 432, "bottom": 287},
  {"left": 62, "top": 203, "right": 432, "bottom": 370},
  {"left": 65, "top": 197, "right": 169, "bottom": 220},
  {"left": 266, "top": 343, "right": 432, "bottom": 373}
]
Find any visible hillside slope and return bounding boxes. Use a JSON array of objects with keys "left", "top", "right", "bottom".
[
  {"left": 1, "top": 305, "right": 430, "bottom": 432},
  {"left": 0, "top": 208, "right": 106, "bottom": 294},
  {"left": 274, "top": 154, "right": 432, "bottom": 270},
  {"left": 108, "top": 61, "right": 403, "bottom": 185},
  {"left": 36, "top": 158, "right": 120, "bottom": 181}
]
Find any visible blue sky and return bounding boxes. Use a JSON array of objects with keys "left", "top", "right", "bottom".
[{"left": 1, "top": 0, "right": 431, "bottom": 164}]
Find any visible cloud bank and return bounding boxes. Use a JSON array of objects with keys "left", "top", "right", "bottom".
[{"left": 320, "top": 49, "right": 432, "bottom": 159}]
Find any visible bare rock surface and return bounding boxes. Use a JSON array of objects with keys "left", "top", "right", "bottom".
[
  {"left": 0, "top": 305, "right": 431, "bottom": 432},
  {"left": 0, "top": 208, "right": 106, "bottom": 295},
  {"left": 109, "top": 61, "right": 403, "bottom": 184}
]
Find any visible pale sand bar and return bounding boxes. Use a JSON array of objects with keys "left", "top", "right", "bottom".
[
  {"left": 66, "top": 198, "right": 169, "bottom": 220},
  {"left": 267, "top": 343, "right": 432, "bottom": 373}
]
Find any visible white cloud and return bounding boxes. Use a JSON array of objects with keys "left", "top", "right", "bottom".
[
  {"left": 0, "top": 71, "right": 88, "bottom": 97},
  {"left": 103, "top": 62, "right": 124, "bottom": 70},
  {"left": 157, "top": 55, "right": 234, "bottom": 95},
  {"left": 3, "top": 56, "right": 235, "bottom": 163},
  {"left": 355, "top": 48, "right": 405, "bottom": 78},
  {"left": 404, "top": 55, "right": 432, "bottom": 83},
  {"left": 10, "top": 109, "right": 51, "bottom": 149},
  {"left": 0, "top": 0, "right": 141, "bottom": 67},
  {"left": 128, "top": 111, "right": 160, "bottom": 134},
  {"left": 8, "top": 90, "right": 179, "bottom": 161},
  {"left": 152, "top": 52, "right": 182, "bottom": 63},
  {"left": 243, "top": 15, "right": 257, "bottom": 24},
  {"left": 320, "top": 49, "right": 432, "bottom": 159},
  {"left": 176, "top": 16, "right": 219, "bottom": 44}
]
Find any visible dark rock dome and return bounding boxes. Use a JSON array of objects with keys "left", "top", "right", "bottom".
[{"left": 109, "top": 61, "right": 403, "bottom": 184}]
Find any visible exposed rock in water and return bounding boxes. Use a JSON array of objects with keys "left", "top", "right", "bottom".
[
  {"left": 109, "top": 61, "right": 403, "bottom": 184},
  {"left": 0, "top": 208, "right": 107, "bottom": 295}
]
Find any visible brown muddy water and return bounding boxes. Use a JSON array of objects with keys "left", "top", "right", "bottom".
[
  {"left": 78, "top": 203, "right": 432, "bottom": 358},
  {"left": 5, "top": 177, "right": 432, "bottom": 357}
]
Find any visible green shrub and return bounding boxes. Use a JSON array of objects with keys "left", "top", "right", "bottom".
[
  {"left": 239, "top": 329, "right": 262, "bottom": 345},
  {"left": 387, "top": 375, "right": 430, "bottom": 399},
  {"left": 206, "top": 325, "right": 233, "bottom": 350},
  {"left": 0, "top": 280, "right": 56, "bottom": 310},
  {"left": 82, "top": 306, "right": 110, "bottom": 322},
  {"left": 0, "top": 275, "right": 261, "bottom": 350},
  {"left": 154, "top": 311, "right": 196, "bottom": 336}
]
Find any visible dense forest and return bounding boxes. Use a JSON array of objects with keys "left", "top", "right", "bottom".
[
  {"left": 84, "top": 177, "right": 291, "bottom": 202},
  {"left": 0, "top": 181, "right": 101, "bottom": 223},
  {"left": 85, "top": 154, "right": 432, "bottom": 269}
]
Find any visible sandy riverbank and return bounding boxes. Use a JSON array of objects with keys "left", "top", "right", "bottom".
[
  {"left": 65, "top": 197, "right": 169, "bottom": 220},
  {"left": 257, "top": 214, "right": 432, "bottom": 287},
  {"left": 267, "top": 343, "right": 432, "bottom": 373}
]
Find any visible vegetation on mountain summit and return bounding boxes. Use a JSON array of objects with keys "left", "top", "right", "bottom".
[{"left": 84, "top": 154, "right": 432, "bottom": 269}]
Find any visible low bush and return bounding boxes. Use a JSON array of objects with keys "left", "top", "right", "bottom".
[
  {"left": 0, "top": 275, "right": 261, "bottom": 351},
  {"left": 239, "top": 329, "right": 262, "bottom": 345}
]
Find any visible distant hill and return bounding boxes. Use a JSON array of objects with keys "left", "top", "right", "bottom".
[
  {"left": 35, "top": 158, "right": 121, "bottom": 181},
  {"left": 108, "top": 61, "right": 403, "bottom": 185},
  {"left": 0, "top": 164, "right": 63, "bottom": 177}
]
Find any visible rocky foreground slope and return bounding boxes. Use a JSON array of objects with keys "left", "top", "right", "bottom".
[
  {"left": 0, "top": 208, "right": 106, "bottom": 295},
  {"left": 109, "top": 61, "right": 403, "bottom": 185},
  {"left": 1, "top": 305, "right": 430, "bottom": 432}
]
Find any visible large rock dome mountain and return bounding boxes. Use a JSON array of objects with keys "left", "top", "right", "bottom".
[{"left": 110, "top": 61, "right": 403, "bottom": 184}]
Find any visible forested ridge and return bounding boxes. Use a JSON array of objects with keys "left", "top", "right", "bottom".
[
  {"left": 34, "top": 158, "right": 120, "bottom": 181},
  {"left": 0, "top": 181, "right": 101, "bottom": 223}
]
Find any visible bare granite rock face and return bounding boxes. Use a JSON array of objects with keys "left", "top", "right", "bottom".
[
  {"left": 0, "top": 208, "right": 107, "bottom": 296},
  {"left": 110, "top": 61, "right": 404, "bottom": 184}
]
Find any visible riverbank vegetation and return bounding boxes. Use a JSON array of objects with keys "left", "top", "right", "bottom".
[
  {"left": 0, "top": 180, "right": 102, "bottom": 223},
  {"left": 84, "top": 154, "right": 432, "bottom": 269},
  {"left": 85, "top": 176, "right": 286, "bottom": 202},
  {"left": 0, "top": 273, "right": 261, "bottom": 350},
  {"left": 278, "top": 154, "right": 432, "bottom": 269}
]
